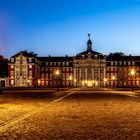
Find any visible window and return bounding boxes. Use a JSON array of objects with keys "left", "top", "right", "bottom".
[
  {"left": 29, "top": 58, "right": 32, "bottom": 62},
  {"left": 23, "top": 71, "right": 26, "bottom": 78},
  {"left": 132, "top": 61, "right": 135, "bottom": 66},
  {"left": 63, "top": 62, "right": 65, "bottom": 66},
  {"left": 16, "top": 71, "right": 20, "bottom": 77},
  {"left": 42, "top": 73, "right": 44, "bottom": 78},
  {"left": 128, "top": 61, "right": 131, "bottom": 66},
  {"left": 11, "top": 71, "right": 14, "bottom": 78},
  {"left": 50, "top": 62, "right": 52, "bottom": 66},
  {"left": 115, "top": 61, "right": 117, "bottom": 66},
  {"left": 111, "top": 62, "right": 114, "bottom": 66},
  {"left": 46, "top": 62, "right": 48, "bottom": 66},
  {"left": 11, "top": 80, "right": 14, "bottom": 85},
  {"left": 82, "top": 55, "right": 85, "bottom": 59},
  {"left": 11, "top": 58, "right": 14, "bottom": 62},
  {"left": 29, "top": 71, "right": 32, "bottom": 77},
  {"left": 29, "top": 65, "right": 32, "bottom": 69},
  {"left": 11, "top": 65, "right": 14, "bottom": 69},
  {"left": 123, "top": 61, "right": 126, "bottom": 65},
  {"left": 119, "top": 61, "right": 122, "bottom": 65},
  {"left": 94, "top": 55, "right": 97, "bottom": 58},
  {"left": 66, "top": 62, "right": 69, "bottom": 66},
  {"left": 58, "top": 62, "right": 61, "bottom": 66}
]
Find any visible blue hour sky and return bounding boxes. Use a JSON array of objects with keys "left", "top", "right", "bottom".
[{"left": 0, "top": 0, "right": 140, "bottom": 58}]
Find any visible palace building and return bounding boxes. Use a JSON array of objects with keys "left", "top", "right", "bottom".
[{"left": 8, "top": 35, "right": 140, "bottom": 88}]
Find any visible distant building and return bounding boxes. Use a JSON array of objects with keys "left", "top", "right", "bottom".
[
  {"left": 73, "top": 34, "right": 106, "bottom": 87},
  {"left": 106, "top": 55, "right": 140, "bottom": 87},
  {"left": 7, "top": 35, "right": 140, "bottom": 87}
]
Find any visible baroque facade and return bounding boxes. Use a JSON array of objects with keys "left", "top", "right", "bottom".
[{"left": 8, "top": 35, "right": 140, "bottom": 87}]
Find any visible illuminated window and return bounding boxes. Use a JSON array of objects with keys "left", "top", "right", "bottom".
[
  {"left": 46, "top": 81, "right": 48, "bottom": 85},
  {"left": 66, "top": 62, "right": 69, "bottom": 66},
  {"left": 11, "top": 71, "right": 14, "bottom": 78},
  {"left": 11, "top": 80, "right": 14, "bottom": 85},
  {"left": 123, "top": 61, "right": 126, "bottom": 65},
  {"left": 63, "top": 62, "right": 65, "bottom": 66},
  {"left": 29, "top": 65, "right": 32, "bottom": 69},
  {"left": 29, "top": 71, "right": 32, "bottom": 77},
  {"left": 11, "top": 65, "right": 14, "bottom": 69}
]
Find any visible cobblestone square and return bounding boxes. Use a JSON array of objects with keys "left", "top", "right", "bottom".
[{"left": 0, "top": 88, "right": 140, "bottom": 140}]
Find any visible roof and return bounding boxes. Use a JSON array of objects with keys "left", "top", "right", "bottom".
[
  {"left": 107, "top": 55, "right": 140, "bottom": 61},
  {"left": 37, "top": 56, "right": 73, "bottom": 62},
  {"left": 11, "top": 51, "right": 37, "bottom": 58},
  {"left": 78, "top": 50, "right": 101, "bottom": 55}
]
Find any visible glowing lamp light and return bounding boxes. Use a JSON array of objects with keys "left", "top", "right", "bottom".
[
  {"left": 104, "top": 78, "right": 107, "bottom": 82},
  {"left": 112, "top": 76, "right": 116, "bottom": 80},
  {"left": 55, "top": 70, "right": 60, "bottom": 75},
  {"left": 29, "top": 65, "right": 32, "bottom": 68},
  {"left": 130, "top": 69, "right": 135, "bottom": 76},
  {"left": 38, "top": 80, "right": 41, "bottom": 85},
  {"left": 69, "top": 76, "right": 72, "bottom": 80},
  {"left": 11, "top": 80, "right": 14, "bottom": 85},
  {"left": 95, "top": 81, "right": 98, "bottom": 86}
]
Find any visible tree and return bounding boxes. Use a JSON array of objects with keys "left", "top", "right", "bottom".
[
  {"left": 0, "top": 55, "right": 8, "bottom": 78},
  {"left": 108, "top": 52, "right": 126, "bottom": 59}
]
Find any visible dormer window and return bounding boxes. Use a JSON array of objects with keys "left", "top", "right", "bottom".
[
  {"left": 29, "top": 58, "right": 32, "bottom": 62},
  {"left": 82, "top": 55, "right": 85, "bottom": 59},
  {"left": 94, "top": 55, "right": 97, "bottom": 58},
  {"left": 11, "top": 58, "right": 14, "bottom": 62}
]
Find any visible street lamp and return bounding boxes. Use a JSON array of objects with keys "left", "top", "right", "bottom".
[
  {"left": 111, "top": 76, "right": 116, "bottom": 88},
  {"left": 74, "top": 79, "right": 77, "bottom": 87},
  {"left": 103, "top": 78, "right": 107, "bottom": 87},
  {"left": 68, "top": 76, "right": 73, "bottom": 88},
  {"left": 55, "top": 70, "right": 60, "bottom": 91},
  {"left": 27, "top": 80, "right": 30, "bottom": 87},
  {"left": 38, "top": 79, "right": 41, "bottom": 87},
  {"left": 130, "top": 69, "right": 135, "bottom": 92}
]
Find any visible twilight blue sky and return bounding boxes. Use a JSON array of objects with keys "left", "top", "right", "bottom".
[{"left": 0, "top": 0, "right": 140, "bottom": 58}]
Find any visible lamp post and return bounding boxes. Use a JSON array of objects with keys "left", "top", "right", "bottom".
[
  {"left": 38, "top": 79, "right": 41, "bottom": 87},
  {"left": 27, "top": 80, "right": 30, "bottom": 87},
  {"left": 68, "top": 76, "right": 73, "bottom": 88},
  {"left": 55, "top": 70, "right": 60, "bottom": 91},
  {"left": 111, "top": 76, "right": 116, "bottom": 88},
  {"left": 74, "top": 79, "right": 77, "bottom": 87},
  {"left": 103, "top": 78, "right": 107, "bottom": 87},
  {"left": 130, "top": 69, "right": 135, "bottom": 92}
]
